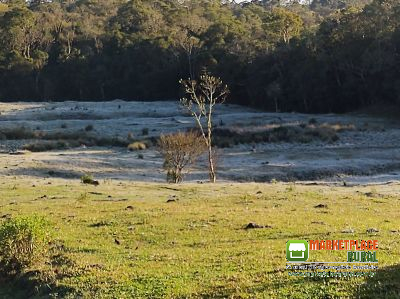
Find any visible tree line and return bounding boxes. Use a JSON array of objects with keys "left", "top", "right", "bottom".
[{"left": 0, "top": 0, "right": 398, "bottom": 113}]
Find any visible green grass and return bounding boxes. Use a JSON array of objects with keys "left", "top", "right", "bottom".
[{"left": 0, "top": 178, "right": 399, "bottom": 298}]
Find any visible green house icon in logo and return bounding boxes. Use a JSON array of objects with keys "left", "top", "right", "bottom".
[{"left": 286, "top": 240, "right": 309, "bottom": 262}]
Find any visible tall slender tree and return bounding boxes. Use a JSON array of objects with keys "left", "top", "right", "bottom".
[{"left": 180, "top": 73, "right": 229, "bottom": 183}]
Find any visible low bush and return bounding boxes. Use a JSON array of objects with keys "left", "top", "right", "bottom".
[
  {"left": 97, "top": 136, "right": 129, "bottom": 147},
  {"left": 0, "top": 215, "right": 50, "bottom": 275},
  {"left": 213, "top": 123, "right": 341, "bottom": 147},
  {"left": 305, "top": 126, "right": 339, "bottom": 143},
  {"left": 142, "top": 128, "right": 149, "bottom": 136},
  {"left": 23, "top": 140, "right": 74, "bottom": 152},
  {"left": 80, "top": 174, "right": 99, "bottom": 185},
  {"left": 308, "top": 118, "right": 318, "bottom": 125},
  {"left": 128, "top": 142, "right": 147, "bottom": 151},
  {"left": 1, "top": 126, "right": 136, "bottom": 151},
  {"left": 158, "top": 131, "right": 206, "bottom": 183},
  {"left": 85, "top": 125, "right": 94, "bottom": 132},
  {"left": 0, "top": 127, "right": 37, "bottom": 140}
]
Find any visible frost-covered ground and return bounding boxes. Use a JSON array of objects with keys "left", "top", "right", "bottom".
[{"left": 0, "top": 100, "right": 399, "bottom": 185}]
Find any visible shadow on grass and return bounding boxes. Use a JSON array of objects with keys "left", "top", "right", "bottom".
[
  {"left": 354, "top": 263, "right": 400, "bottom": 298},
  {"left": 0, "top": 243, "right": 81, "bottom": 299},
  {"left": 11, "top": 167, "right": 82, "bottom": 180},
  {"left": 0, "top": 272, "right": 78, "bottom": 299},
  {"left": 193, "top": 264, "right": 400, "bottom": 299}
]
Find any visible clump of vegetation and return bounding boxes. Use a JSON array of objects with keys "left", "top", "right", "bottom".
[
  {"left": 23, "top": 140, "right": 73, "bottom": 152},
  {"left": 142, "top": 128, "right": 149, "bottom": 136},
  {"left": 0, "top": 215, "right": 50, "bottom": 275},
  {"left": 308, "top": 118, "right": 318, "bottom": 125},
  {"left": 127, "top": 132, "right": 135, "bottom": 140},
  {"left": 21, "top": 132, "right": 132, "bottom": 152},
  {"left": 212, "top": 122, "right": 344, "bottom": 148},
  {"left": 80, "top": 174, "right": 99, "bottom": 186},
  {"left": 85, "top": 124, "right": 94, "bottom": 132},
  {"left": 1, "top": 125, "right": 154, "bottom": 152},
  {"left": 128, "top": 142, "right": 147, "bottom": 151},
  {"left": 61, "top": 123, "right": 68, "bottom": 129},
  {"left": 158, "top": 131, "right": 206, "bottom": 183},
  {"left": 0, "top": 127, "right": 37, "bottom": 140}
]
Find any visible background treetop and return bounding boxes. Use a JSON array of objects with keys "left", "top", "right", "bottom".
[{"left": 0, "top": 0, "right": 398, "bottom": 113}]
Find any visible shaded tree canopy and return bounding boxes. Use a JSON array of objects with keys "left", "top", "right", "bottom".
[{"left": 0, "top": 0, "right": 398, "bottom": 113}]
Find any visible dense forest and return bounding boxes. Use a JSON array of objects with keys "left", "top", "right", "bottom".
[{"left": 0, "top": 0, "right": 398, "bottom": 113}]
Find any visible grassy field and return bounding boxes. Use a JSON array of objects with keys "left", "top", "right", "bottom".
[{"left": 0, "top": 178, "right": 399, "bottom": 298}]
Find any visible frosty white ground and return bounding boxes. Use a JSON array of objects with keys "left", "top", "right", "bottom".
[{"left": 0, "top": 100, "right": 399, "bottom": 185}]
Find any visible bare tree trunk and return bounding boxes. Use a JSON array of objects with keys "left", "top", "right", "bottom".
[
  {"left": 207, "top": 103, "right": 216, "bottom": 183},
  {"left": 208, "top": 146, "right": 216, "bottom": 183},
  {"left": 175, "top": 166, "right": 180, "bottom": 183}
]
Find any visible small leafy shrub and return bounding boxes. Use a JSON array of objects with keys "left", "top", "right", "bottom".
[
  {"left": 85, "top": 124, "right": 94, "bottom": 132},
  {"left": 23, "top": 140, "right": 72, "bottom": 152},
  {"left": 97, "top": 136, "right": 130, "bottom": 147},
  {"left": 308, "top": 118, "right": 318, "bottom": 125},
  {"left": 142, "top": 128, "right": 149, "bottom": 136},
  {"left": 128, "top": 142, "right": 147, "bottom": 151},
  {"left": 0, "top": 215, "right": 50, "bottom": 275},
  {"left": 306, "top": 127, "right": 338, "bottom": 143},
  {"left": 80, "top": 174, "right": 99, "bottom": 185}
]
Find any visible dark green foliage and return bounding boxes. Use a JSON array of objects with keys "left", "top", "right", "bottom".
[{"left": 0, "top": 0, "right": 396, "bottom": 113}]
